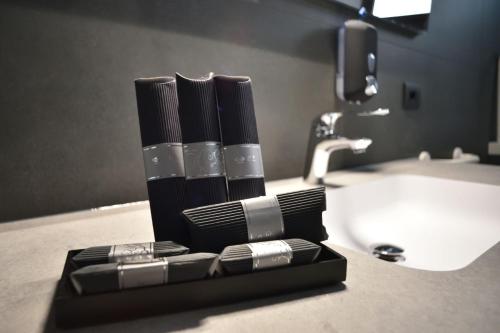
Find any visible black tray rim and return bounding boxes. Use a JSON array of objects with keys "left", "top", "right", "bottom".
[{"left": 54, "top": 243, "right": 347, "bottom": 328}]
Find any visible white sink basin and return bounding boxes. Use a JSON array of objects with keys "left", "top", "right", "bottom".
[{"left": 323, "top": 175, "right": 500, "bottom": 271}]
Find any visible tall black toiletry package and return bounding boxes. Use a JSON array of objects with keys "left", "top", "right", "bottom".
[
  {"left": 134, "top": 77, "right": 188, "bottom": 244},
  {"left": 214, "top": 75, "right": 266, "bottom": 200},
  {"left": 176, "top": 73, "right": 227, "bottom": 208}
]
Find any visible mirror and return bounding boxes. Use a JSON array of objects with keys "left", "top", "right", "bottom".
[{"left": 330, "top": 0, "right": 432, "bottom": 33}]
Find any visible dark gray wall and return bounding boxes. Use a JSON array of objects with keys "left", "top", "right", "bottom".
[{"left": 0, "top": 0, "right": 499, "bottom": 222}]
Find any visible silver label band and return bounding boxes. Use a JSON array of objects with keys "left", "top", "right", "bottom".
[
  {"left": 109, "top": 242, "right": 154, "bottom": 263},
  {"left": 242, "top": 196, "right": 284, "bottom": 242},
  {"left": 183, "top": 141, "right": 225, "bottom": 180},
  {"left": 223, "top": 144, "right": 265, "bottom": 180},
  {"left": 143, "top": 143, "right": 185, "bottom": 181},
  {"left": 118, "top": 258, "right": 168, "bottom": 289},
  {"left": 248, "top": 240, "right": 293, "bottom": 270}
]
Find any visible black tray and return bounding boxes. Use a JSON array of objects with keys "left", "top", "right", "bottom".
[{"left": 54, "top": 244, "right": 347, "bottom": 328}]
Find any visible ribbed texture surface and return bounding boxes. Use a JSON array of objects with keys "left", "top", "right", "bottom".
[
  {"left": 176, "top": 73, "right": 221, "bottom": 143},
  {"left": 183, "top": 187, "right": 327, "bottom": 252},
  {"left": 71, "top": 241, "right": 189, "bottom": 267},
  {"left": 153, "top": 241, "right": 189, "bottom": 254},
  {"left": 183, "top": 177, "right": 228, "bottom": 210},
  {"left": 134, "top": 76, "right": 187, "bottom": 243},
  {"left": 176, "top": 73, "right": 227, "bottom": 209},
  {"left": 183, "top": 201, "right": 248, "bottom": 252},
  {"left": 70, "top": 253, "right": 219, "bottom": 294},
  {"left": 214, "top": 76, "right": 259, "bottom": 145},
  {"left": 146, "top": 178, "right": 188, "bottom": 244},
  {"left": 134, "top": 77, "right": 182, "bottom": 145},
  {"left": 70, "top": 263, "right": 119, "bottom": 295},
  {"left": 72, "top": 246, "right": 111, "bottom": 267},
  {"left": 277, "top": 187, "right": 328, "bottom": 242},
  {"left": 287, "top": 238, "right": 322, "bottom": 265},
  {"left": 214, "top": 75, "right": 265, "bottom": 200},
  {"left": 227, "top": 178, "right": 266, "bottom": 201},
  {"left": 276, "top": 187, "right": 326, "bottom": 216},
  {"left": 218, "top": 243, "right": 253, "bottom": 274},
  {"left": 219, "top": 239, "right": 321, "bottom": 275},
  {"left": 167, "top": 252, "right": 219, "bottom": 283}
]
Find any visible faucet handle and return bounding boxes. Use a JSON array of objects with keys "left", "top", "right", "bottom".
[
  {"left": 357, "top": 108, "right": 390, "bottom": 117},
  {"left": 315, "top": 112, "right": 343, "bottom": 138},
  {"left": 364, "top": 75, "right": 378, "bottom": 96}
]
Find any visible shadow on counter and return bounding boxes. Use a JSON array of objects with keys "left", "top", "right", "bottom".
[{"left": 42, "top": 283, "right": 346, "bottom": 332}]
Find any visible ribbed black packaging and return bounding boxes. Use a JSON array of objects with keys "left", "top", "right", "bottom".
[
  {"left": 71, "top": 241, "right": 189, "bottom": 267},
  {"left": 134, "top": 77, "right": 188, "bottom": 245},
  {"left": 214, "top": 75, "right": 266, "bottom": 200},
  {"left": 176, "top": 73, "right": 227, "bottom": 208},
  {"left": 183, "top": 187, "right": 328, "bottom": 252},
  {"left": 70, "top": 253, "right": 219, "bottom": 295},
  {"left": 219, "top": 239, "right": 321, "bottom": 275}
]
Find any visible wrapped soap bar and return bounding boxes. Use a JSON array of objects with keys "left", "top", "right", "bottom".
[
  {"left": 219, "top": 239, "right": 321, "bottom": 275},
  {"left": 71, "top": 241, "right": 189, "bottom": 267},
  {"left": 182, "top": 187, "right": 327, "bottom": 252},
  {"left": 70, "top": 253, "right": 218, "bottom": 295}
]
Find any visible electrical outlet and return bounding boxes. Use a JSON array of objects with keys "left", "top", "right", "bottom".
[{"left": 403, "top": 82, "right": 420, "bottom": 110}]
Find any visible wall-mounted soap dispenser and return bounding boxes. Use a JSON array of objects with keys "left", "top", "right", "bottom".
[{"left": 336, "top": 20, "right": 378, "bottom": 104}]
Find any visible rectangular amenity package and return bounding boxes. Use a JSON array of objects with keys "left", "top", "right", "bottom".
[
  {"left": 183, "top": 187, "right": 328, "bottom": 252},
  {"left": 214, "top": 75, "right": 266, "bottom": 200},
  {"left": 176, "top": 73, "right": 228, "bottom": 209},
  {"left": 134, "top": 77, "right": 188, "bottom": 244},
  {"left": 71, "top": 241, "right": 189, "bottom": 267},
  {"left": 70, "top": 253, "right": 218, "bottom": 295},
  {"left": 219, "top": 239, "right": 321, "bottom": 275}
]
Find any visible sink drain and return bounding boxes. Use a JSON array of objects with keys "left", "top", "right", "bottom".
[{"left": 371, "top": 244, "right": 405, "bottom": 262}]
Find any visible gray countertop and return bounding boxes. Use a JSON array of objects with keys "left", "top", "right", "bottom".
[{"left": 1, "top": 159, "right": 499, "bottom": 333}]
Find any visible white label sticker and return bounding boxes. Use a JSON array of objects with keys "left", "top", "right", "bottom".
[
  {"left": 183, "top": 142, "right": 225, "bottom": 179},
  {"left": 242, "top": 196, "right": 284, "bottom": 242},
  {"left": 223, "top": 144, "right": 264, "bottom": 180},
  {"left": 118, "top": 258, "right": 168, "bottom": 289},
  {"left": 143, "top": 143, "right": 185, "bottom": 181},
  {"left": 109, "top": 242, "right": 154, "bottom": 263},
  {"left": 248, "top": 240, "right": 293, "bottom": 270}
]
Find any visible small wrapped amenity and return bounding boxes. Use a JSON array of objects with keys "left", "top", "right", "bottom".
[
  {"left": 70, "top": 253, "right": 218, "bottom": 295},
  {"left": 71, "top": 241, "right": 189, "bottom": 267},
  {"left": 219, "top": 239, "right": 321, "bottom": 275},
  {"left": 183, "top": 187, "right": 328, "bottom": 252}
]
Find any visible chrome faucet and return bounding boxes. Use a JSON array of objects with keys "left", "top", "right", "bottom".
[{"left": 304, "top": 112, "right": 372, "bottom": 185}]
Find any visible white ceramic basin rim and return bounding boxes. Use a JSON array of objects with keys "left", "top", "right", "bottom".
[{"left": 323, "top": 174, "right": 500, "bottom": 271}]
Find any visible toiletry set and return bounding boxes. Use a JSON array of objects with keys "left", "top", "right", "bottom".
[{"left": 54, "top": 73, "right": 347, "bottom": 328}]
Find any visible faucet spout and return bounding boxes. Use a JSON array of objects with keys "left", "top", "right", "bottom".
[
  {"left": 305, "top": 137, "right": 372, "bottom": 184},
  {"left": 349, "top": 137, "right": 372, "bottom": 154}
]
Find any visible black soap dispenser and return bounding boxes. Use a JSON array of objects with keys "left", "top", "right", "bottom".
[{"left": 336, "top": 20, "right": 378, "bottom": 104}]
